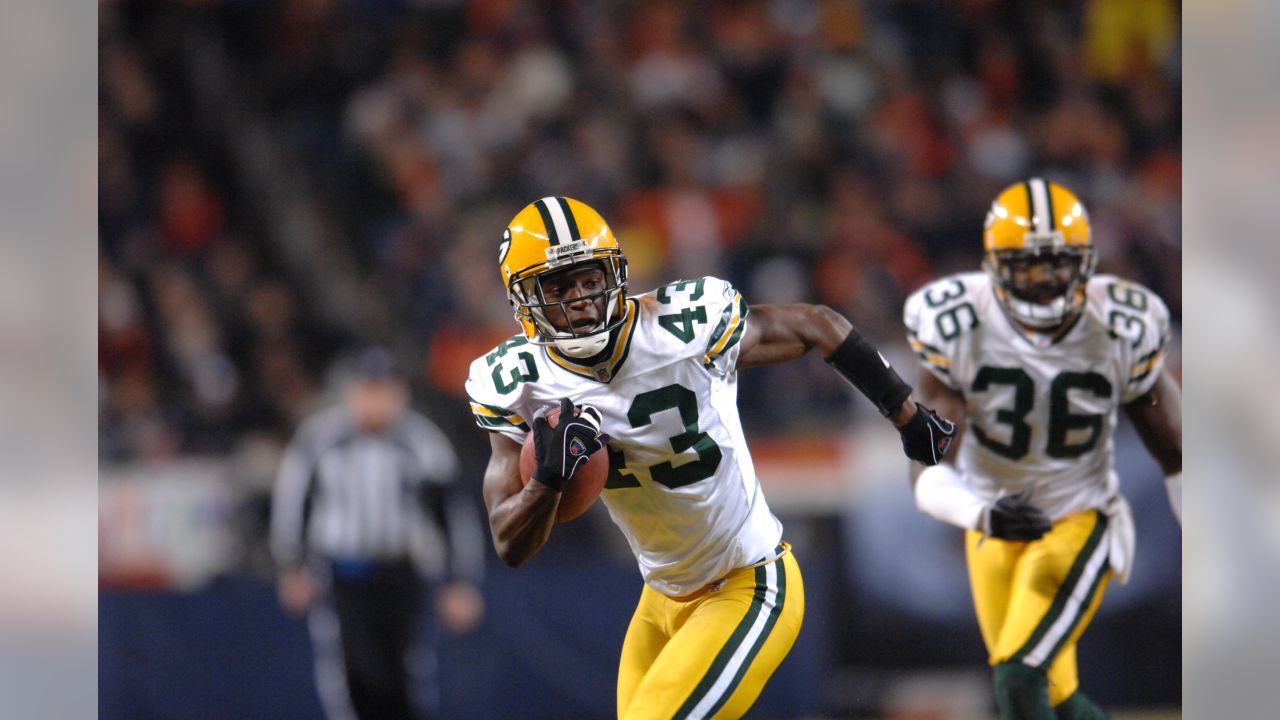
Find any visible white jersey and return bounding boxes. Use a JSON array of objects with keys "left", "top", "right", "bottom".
[
  {"left": 466, "top": 276, "right": 782, "bottom": 596},
  {"left": 904, "top": 272, "right": 1171, "bottom": 520}
]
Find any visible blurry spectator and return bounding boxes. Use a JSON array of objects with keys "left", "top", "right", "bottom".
[
  {"left": 1083, "top": 0, "right": 1178, "bottom": 84},
  {"left": 99, "top": 0, "right": 1181, "bottom": 452},
  {"left": 271, "top": 347, "right": 485, "bottom": 720}
]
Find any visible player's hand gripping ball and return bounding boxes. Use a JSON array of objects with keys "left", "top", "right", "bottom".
[{"left": 521, "top": 398, "right": 610, "bottom": 522}]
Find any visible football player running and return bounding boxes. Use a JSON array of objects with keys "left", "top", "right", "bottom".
[
  {"left": 903, "top": 178, "right": 1182, "bottom": 720},
  {"left": 467, "top": 196, "right": 956, "bottom": 720}
]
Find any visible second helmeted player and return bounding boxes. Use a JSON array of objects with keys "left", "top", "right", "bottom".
[{"left": 904, "top": 178, "right": 1182, "bottom": 720}]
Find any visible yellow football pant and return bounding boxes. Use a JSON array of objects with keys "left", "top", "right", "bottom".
[
  {"left": 616, "top": 544, "right": 804, "bottom": 720},
  {"left": 967, "top": 509, "right": 1112, "bottom": 706}
]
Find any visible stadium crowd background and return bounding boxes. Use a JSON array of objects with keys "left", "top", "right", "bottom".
[
  {"left": 99, "top": 0, "right": 1182, "bottom": 717},
  {"left": 99, "top": 0, "right": 1179, "bottom": 463}
]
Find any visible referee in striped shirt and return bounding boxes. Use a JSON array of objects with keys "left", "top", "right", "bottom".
[{"left": 271, "top": 347, "right": 485, "bottom": 720}]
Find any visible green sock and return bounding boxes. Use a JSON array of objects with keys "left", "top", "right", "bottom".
[
  {"left": 993, "top": 662, "right": 1054, "bottom": 720},
  {"left": 1054, "top": 692, "right": 1109, "bottom": 720}
]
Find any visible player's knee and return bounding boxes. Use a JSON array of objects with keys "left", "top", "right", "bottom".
[{"left": 993, "top": 661, "right": 1052, "bottom": 720}]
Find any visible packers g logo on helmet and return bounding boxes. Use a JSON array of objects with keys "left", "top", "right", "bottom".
[
  {"left": 982, "top": 178, "right": 1096, "bottom": 329},
  {"left": 500, "top": 197, "right": 629, "bottom": 358}
]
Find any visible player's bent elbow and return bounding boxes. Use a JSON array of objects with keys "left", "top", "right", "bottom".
[
  {"left": 494, "top": 540, "right": 530, "bottom": 568},
  {"left": 806, "top": 302, "right": 843, "bottom": 329},
  {"left": 491, "top": 529, "right": 541, "bottom": 568},
  {"left": 1158, "top": 447, "right": 1182, "bottom": 477},
  {"left": 486, "top": 522, "right": 521, "bottom": 567},
  {"left": 806, "top": 303, "right": 853, "bottom": 354}
]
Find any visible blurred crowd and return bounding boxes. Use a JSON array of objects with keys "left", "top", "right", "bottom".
[{"left": 99, "top": 0, "right": 1181, "bottom": 465}]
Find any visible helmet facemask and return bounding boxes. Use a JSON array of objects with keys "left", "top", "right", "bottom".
[
  {"left": 509, "top": 255, "right": 629, "bottom": 358},
  {"left": 985, "top": 243, "right": 1096, "bottom": 329},
  {"left": 981, "top": 178, "right": 1095, "bottom": 331}
]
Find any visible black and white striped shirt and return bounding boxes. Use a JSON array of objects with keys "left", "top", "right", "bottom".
[{"left": 270, "top": 405, "right": 484, "bottom": 582}]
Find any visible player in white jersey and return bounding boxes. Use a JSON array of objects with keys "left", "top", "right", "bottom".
[
  {"left": 467, "top": 196, "right": 956, "bottom": 719},
  {"left": 903, "top": 179, "right": 1182, "bottom": 720}
]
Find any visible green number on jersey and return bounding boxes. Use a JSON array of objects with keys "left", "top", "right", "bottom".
[
  {"left": 970, "top": 366, "right": 1111, "bottom": 460},
  {"left": 604, "top": 445, "right": 641, "bottom": 489},
  {"left": 485, "top": 336, "right": 529, "bottom": 366},
  {"left": 1107, "top": 282, "right": 1149, "bottom": 311},
  {"left": 921, "top": 279, "right": 978, "bottom": 340},
  {"left": 604, "top": 383, "right": 723, "bottom": 490},
  {"left": 924, "top": 279, "right": 966, "bottom": 308},
  {"left": 970, "top": 367, "right": 1035, "bottom": 459},
  {"left": 656, "top": 279, "right": 710, "bottom": 343},
  {"left": 657, "top": 278, "right": 706, "bottom": 304},
  {"left": 1105, "top": 282, "right": 1150, "bottom": 349},
  {"left": 657, "top": 305, "right": 708, "bottom": 344},
  {"left": 1046, "top": 372, "right": 1112, "bottom": 458},
  {"left": 935, "top": 302, "right": 978, "bottom": 341},
  {"left": 491, "top": 351, "right": 538, "bottom": 394},
  {"left": 1107, "top": 310, "right": 1145, "bottom": 349}
]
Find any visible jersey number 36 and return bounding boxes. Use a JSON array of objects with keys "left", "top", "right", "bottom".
[{"left": 970, "top": 367, "right": 1112, "bottom": 460}]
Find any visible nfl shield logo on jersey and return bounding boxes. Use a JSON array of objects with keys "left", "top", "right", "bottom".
[{"left": 593, "top": 365, "right": 612, "bottom": 382}]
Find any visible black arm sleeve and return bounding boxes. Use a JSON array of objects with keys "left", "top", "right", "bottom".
[{"left": 825, "top": 328, "right": 913, "bottom": 417}]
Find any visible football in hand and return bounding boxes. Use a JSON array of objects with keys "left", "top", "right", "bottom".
[{"left": 520, "top": 405, "right": 610, "bottom": 522}]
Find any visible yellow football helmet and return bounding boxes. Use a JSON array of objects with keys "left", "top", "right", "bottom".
[
  {"left": 982, "top": 178, "right": 1096, "bottom": 329},
  {"left": 499, "top": 196, "right": 629, "bottom": 357}
]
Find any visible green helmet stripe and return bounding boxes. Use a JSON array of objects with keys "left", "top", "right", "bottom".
[
  {"left": 555, "top": 196, "right": 581, "bottom": 242},
  {"left": 1026, "top": 177, "right": 1054, "bottom": 234},
  {"left": 534, "top": 198, "right": 561, "bottom": 245}
]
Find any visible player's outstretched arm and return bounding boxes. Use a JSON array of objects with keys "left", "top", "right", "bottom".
[
  {"left": 481, "top": 433, "right": 561, "bottom": 567},
  {"left": 739, "top": 303, "right": 955, "bottom": 465},
  {"left": 1124, "top": 368, "right": 1183, "bottom": 525}
]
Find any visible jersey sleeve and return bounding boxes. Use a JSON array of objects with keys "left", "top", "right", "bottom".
[
  {"left": 651, "top": 276, "right": 750, "bottom": 374},
  {"left": 269, "top": 408, "right": 341, "bottom": 568},
  {"left": 1101, "top": 278, "right": 1172, "bottom": 403},
  {"left": 464, "top": 337, "right": 534, "bottom": 444},
  {"left": 903, "top": 277, "right": 968, "bottom": 391},
  {"left": 269, "top": 422, "right": 318, "bottom": 568}
]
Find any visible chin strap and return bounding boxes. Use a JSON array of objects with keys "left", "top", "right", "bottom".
[
  {"left": 554, "top": 329, "right": 610, "bottom": 358},
  {"left": 1005, "top": 293, "right": 1070, "bottom": 328}
]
